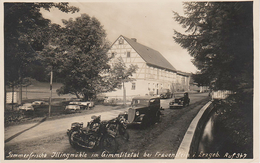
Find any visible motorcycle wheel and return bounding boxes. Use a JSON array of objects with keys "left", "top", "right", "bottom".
[
  {"left": 69, "top": 130, "right": 80, "bottom": 148},
  {"left": 119, "top": 129, "right": 129, "bottom": 141},
  {"left": 101, "top": 134, "right": 118, "bottom": 153}
]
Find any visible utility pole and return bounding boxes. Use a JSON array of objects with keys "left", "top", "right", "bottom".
[
  {"left": 12, "top": 83, "right": 14, "bottom": 110},
  {"left": 49, "top": 67, "right": 53, "bottom": 117},
  {"left": 18, "top": 69, "right": 22, "bottom": 105},
  {"left": 123, "top": 81, "right": 126, "bottom": 106}
]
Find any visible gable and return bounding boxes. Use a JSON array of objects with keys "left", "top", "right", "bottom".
[
  {"left": 108, "top": 36, "right": 145, "bottom": 64},
  {"left": 120, "top": 35, "right": 176, "bottom": 72}
]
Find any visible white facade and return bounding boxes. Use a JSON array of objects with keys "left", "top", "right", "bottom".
[{"left": 105, "top": 36, "right": 189, "bottom": 100}]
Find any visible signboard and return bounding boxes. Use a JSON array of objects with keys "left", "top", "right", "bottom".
[{"left": 6, "top": 92, "right": 18, "bottom": 104}]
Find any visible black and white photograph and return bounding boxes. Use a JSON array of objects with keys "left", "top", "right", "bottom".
[{"left": 1, "top": 0, "right": 259, "bottom": 162}]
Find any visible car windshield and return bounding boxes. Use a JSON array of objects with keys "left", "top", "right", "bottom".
[{"left": 131, "top": 99, "right": 149, "bottom": 107}]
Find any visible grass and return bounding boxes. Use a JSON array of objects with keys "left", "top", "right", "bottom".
[{"left": 6, "top": 81, "right": 76, "bottom": 100}]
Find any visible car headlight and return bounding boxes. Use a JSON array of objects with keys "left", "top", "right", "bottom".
[{"left": 136, "top": 111, "right": 139, "bottom": 116}]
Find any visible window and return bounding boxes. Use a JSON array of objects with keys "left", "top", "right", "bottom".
[
  {"left": 131, "top": 82, "right": 136, "bottom": 90},
  {"left": 119, "top": 38, "right": 124, "bottom": 44},
  {"left": 111, "top": 52, "right": 116, "bottom": 57},
  {"left": 127, "top": 52, "right": 131, "bottom": 57}
]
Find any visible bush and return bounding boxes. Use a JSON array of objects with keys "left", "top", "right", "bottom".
[
  {"left": 211, "top": 93, "right": 253, "bottom": 158},
  {"left": 4, "top": 110, "right": 25, "bottom": 125}
]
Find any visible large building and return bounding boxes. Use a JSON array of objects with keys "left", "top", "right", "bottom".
[
  {"left": 176, "top": 71, "right": 191, "bottom": 92},
  {"left": 105, "top": 35, "right": 190, "bottom": 99}
]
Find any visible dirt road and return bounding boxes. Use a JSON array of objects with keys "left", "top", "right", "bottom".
[
  {"left": 5, "top": 93, "right": 210, "bottom": 160},
  {"left": 5, "top": 108, "right": 128, "bottom": 145}
]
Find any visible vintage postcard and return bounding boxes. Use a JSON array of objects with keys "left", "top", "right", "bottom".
[{"left": 1, "top": 0, "right": 259, "bottom": 162}]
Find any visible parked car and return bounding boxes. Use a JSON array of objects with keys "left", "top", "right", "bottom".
[
  {"left": 127, "top": 96, "right": 163, "bottom": 128},
  {"left": 86, "top": 101, "right": 95, "bottom": 108},
  {"left": 159, "top": 89, "right": 173, "bottom": 99},
  {"left": 103, "top": 97, "right": 119, "bottom": 105},
  {"left": 32, "top": 101, "right": 46, "bottom": 105},
  {"left": 19, "top": 103, "right": 34, "bottom": 111},
  {"left": 69, "top": 101, "right": 95, "bottom": 109},
  {"left": 169, "top": 92, "right": 190, "bottom": 109},
  {"left": 65, "top": 105, "right": 81, "bottom": 113}
]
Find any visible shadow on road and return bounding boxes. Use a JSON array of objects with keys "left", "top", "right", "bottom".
[{"left": 5, "top": 117, "right": 47, "bottom": 143}]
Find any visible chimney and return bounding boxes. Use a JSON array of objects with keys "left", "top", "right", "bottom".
[{"left": 131, "top": 38, "right": 137, "bottom": 42}]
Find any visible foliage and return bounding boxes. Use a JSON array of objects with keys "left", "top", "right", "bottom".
[
  {"left": 173, "top": 2, "right": 253, "bottom": 92},
  {"left": 210, "top": 98, "right": 253, "bottom": 158},
  {"left": 108, "top": 57, "right": 138, "bottom": 88},
  {"left": 191, "top": 73, "right": 211, "bottom": 87},
  {"left": 40, "top": 14, "right": 137, "bottom": 100},
  {"left": 4, "top": 3, "right": 79, "bottom": 86},
  {"left": 21, "top": 77, "right": 34, "bottom": 87}
]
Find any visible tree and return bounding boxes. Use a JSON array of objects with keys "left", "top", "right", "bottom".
[
  {"left": 4, "top": 3, "right": 79, "bottom": 103},
  {"left": 191, "top": 73, "right": 211, "bottom": 87},
  {"left": 21, "top": 77, "right": 35, "bottom": 99},
  {"left": 108, "top": 57, "right": 138, "bottom": 105},
  {"left": 173, "top": 2, "right": 253, "bottom": 93},
  {"left": 173, "top": 3, "right": 254, "bottom": 156},
  {"left": 40, "top": 14, "right": 137, "bottom": 100}
]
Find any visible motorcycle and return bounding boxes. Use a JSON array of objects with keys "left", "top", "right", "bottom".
[
  {"left": 67, "top": 115, "right": 118, "bottom": 153},
  {"left": 107, "top": 113, "right": 129, "bottom": 141}
]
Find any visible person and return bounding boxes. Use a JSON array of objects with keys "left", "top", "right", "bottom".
[{"left": 183, "top": 92, "right": 190, "bottom": 106}]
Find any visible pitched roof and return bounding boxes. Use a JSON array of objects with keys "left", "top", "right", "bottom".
[
  {"left": 121, "top": 35, "right": 176, "bottom": 72},
  {"left": 177, "top": 71, "right": 191, "bottom": 77}
]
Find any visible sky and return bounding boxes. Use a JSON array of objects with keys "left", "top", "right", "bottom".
[{"left": 41, "top": 1, "right": 198, "bottom": 73}]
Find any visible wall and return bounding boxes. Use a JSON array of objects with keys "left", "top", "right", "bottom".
[{"left": 106, "top": 36, "right": 189, "bottom": 98}]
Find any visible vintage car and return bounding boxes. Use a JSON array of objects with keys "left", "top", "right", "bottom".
[
  {"left": 19, "top": 103, "right": 34, "bottom": 111},
  {"left": 169, "top": 92, "right": 190, "bottom": 109},
  {"left": 32, "top": 101, "right": 46, "bottom": 105},
  {"left": 159, "top": 89, "right": 173, "bottom": 99},
  {"left": 65, "top": 104, "right": 81, "bottom": 113},
  {"left": 69, "top": 101, "right": 95, "bottom": 109},
  {"left": 127, "top": 96, "right": 163, "bottom": 128},
  {"left": 103, "top": 97, "right": 119, "bottom": 105}
]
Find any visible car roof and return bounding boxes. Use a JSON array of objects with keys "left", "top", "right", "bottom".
[
  {"left": 67, "top": 104, "right": 79, "bottom": 106},
  {"left": 24, "top": 103, "right": 33, "bottom": 105},
  {"left": 132, "top": 96, "right": 160, "bottom": 100}
]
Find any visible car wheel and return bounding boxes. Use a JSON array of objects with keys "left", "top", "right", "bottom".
[
  {"left": 155, "top": 111, "right": 162, "bottom": 123},
  {"left": 141, "top": 116, "right": 149, "bottom": 129}
]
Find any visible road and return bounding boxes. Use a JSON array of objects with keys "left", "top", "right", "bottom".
[
  {"left": 5, "top": 108, "right": 129, "bottom": 145},
  {"left": 5, "top": 92, "right": 210, "bottom": 160}
]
